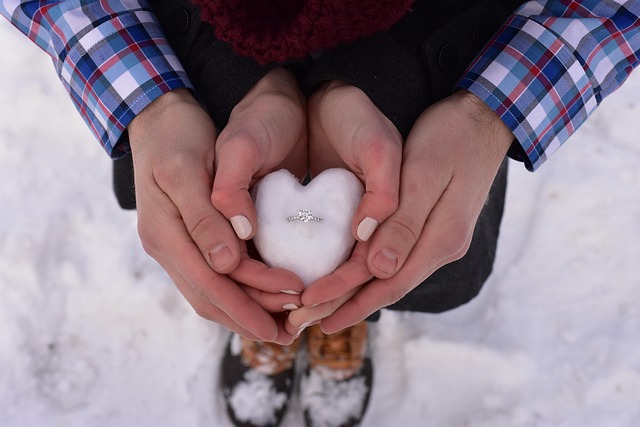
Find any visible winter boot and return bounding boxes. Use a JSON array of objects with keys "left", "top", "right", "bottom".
[
  {"left": 221, "top": 334, "right": 302, "bottom": 427},
  {"left": 301, "top": 322, "right": 373, "bottom": 427}
]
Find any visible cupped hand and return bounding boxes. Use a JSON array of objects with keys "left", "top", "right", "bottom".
[
  {"left": 284, "top": 81, "right": 403, "bottom": 334},
  {"left": 212, "top": 67, "right": 308, "bottom": 240},
  {"left": 128, "top": 68, "right": 308, "bottom": 344},
  {"left": 289, "top": 90, "right": 514, "bottom": 334},
  {"left": 307, "top": 81, "right": 403, "bottom": 242}
]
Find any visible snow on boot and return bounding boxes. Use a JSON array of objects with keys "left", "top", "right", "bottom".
[
  {"left": 301, "top": 322, "right": 373, "bottom": 427},
  {"left": 221, "top": 333, "right": 301, "bottom": 427}
]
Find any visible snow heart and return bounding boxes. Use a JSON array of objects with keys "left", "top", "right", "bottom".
[{"left": 251, "top": 168, "right": 364, "bottom": 286}]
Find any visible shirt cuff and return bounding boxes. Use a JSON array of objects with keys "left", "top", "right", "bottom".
[
  {"left": 60, "top": 10, "right": 193, "bottom": 158},
  {"left": 456, "top": 14, "right": 597, "bottom": 171}
]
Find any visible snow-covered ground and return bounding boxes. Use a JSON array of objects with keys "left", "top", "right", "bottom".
[{"left": 1, "top": 19, "right": 639, "bottom": 427}]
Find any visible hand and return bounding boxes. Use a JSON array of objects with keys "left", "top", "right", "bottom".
[
  {"left": 290, "top": 90, "right": 514, "bottom": 334},
  {"left": 307, "top": 81, "right": 402, "bottom": 241},
  {"left": 212, "top": 67, "right": 308, "bottom": 238},
  {"left": 213, "top": 67, "right": 309, "bottom": 324},
  {"left": 285, "top": 81, "right": 403, "bottom": 334},
  {"left": 128, "top": 68, "right": 307, "bottom": 344}
]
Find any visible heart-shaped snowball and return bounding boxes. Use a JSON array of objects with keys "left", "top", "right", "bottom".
[{"left": 252, "top": 168, "right": 364, "bottom": 285}]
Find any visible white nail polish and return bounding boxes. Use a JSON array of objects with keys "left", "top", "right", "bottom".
[
  {"left": 298, "top": 320, "right": 314, "bottom": 330},
  {"left": 282, "top": 303, "right": 300, "bottom": 311},
  {"left": 357, "top": 217, "right": 379, "bottom": 241},
  {"left": 230, "top": 215, "right": 252, "bottom": 240}
]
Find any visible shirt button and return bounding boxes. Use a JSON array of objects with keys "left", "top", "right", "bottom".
[
  {"left": 472, "top": 20, "right": 493, "bottom": 47},
  {"left": 438, "top": 43, "right": 459, "bottom": 73},
  {"left": 172, "top": 7, "right": 191, "bottom": 36}
]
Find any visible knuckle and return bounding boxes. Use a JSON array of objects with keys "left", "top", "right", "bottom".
[
  {"left": 153, "top": 153, "right": 192, "bottom": 188},
  {"left": 363, "top": 137, "right": 401, "bottom": 168},
  {"left": 380, "top": 286, "right": 409, "bottom": 308},
  {"left": 192, "top": 304, "right": 215, "bottom": 322},
  {"left": 385, "top": 213, "right": 422, "bottom": 244},
  {"left": 438, "top": 218, "right": 474, "bottom": 261},
  {"left": 137, "top": 222, "right": 161, "bottom": 256},
  {"left": 375, "top": 190, "right": 400, "bottom": 215},
  {"left": 210, "top": 186, "right": 236, "bottom": 210},
  {"left": 183, "top": 207, "right": 217, "bottom": 240},
  {"left": 388, "top": 286, "right": 409, "bottom": 306}
]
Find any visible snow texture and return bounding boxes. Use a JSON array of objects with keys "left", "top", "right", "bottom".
[
  {"left": 301, "top": 368, "right": 369, "bottom": 427},
  {"left": 228, "top": 370, "right": 288, "bottom": 426},
  {"left": 2, "top": 19, "right": 640, "bottom": 427},
  {"left": 252, "top": 168, "right": 364, "bottom": 286}
]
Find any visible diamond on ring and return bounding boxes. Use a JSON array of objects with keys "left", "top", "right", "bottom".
[{"left": 287, "top": 209, "right": 322, "bottom": 223}]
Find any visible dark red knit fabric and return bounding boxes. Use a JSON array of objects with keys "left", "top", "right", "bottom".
[{"left": 191, "top": 0, "right": 415, "bottom": 64}]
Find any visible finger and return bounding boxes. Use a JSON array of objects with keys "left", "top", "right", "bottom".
[
  {"left": 308, "top": 102, "right": 346, "bottom": 177},
  {"left": 229, "top": 251, "right": 305, "bottom": 295},
  {"left": 137, "top": 189, "right": 280, "bottom": 341},
  {"left": 149, "top": 154, "right": 242, "bottom": 275},
  {"left": 308, "top": 83, "right": 402, "bottom": 242},
  {"left": 211, "top": 131, "right": 259, "bottom": 240},
  {"left": 241, "top": 286, "right": 303, "bottom": 313},
  {"left": 301, "top": 242, "right": 372, "bottom": 307},
  {"left": 286, "top": 287, "right": 359, "bottom": 335},
  {"left": 320, "top": 183, "right": 478, "bottom": 334},
  {"left": 352, "top": 135, "right": 402, "bottom": 242},
  {"left": 169, "top": 239, "right": 282, "bottom": 341},
  {"left": 364, "top": 144, "right": 452, "bottom": 279},
  {"left": 158, "top": 255, "right": 262, "bottom": 341},
  {"left": 164, "top": 259, "right": 297, "bottom": 345}
]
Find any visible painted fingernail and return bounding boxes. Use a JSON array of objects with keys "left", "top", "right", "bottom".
[
  {"left": 282, "top": 303, "right": 300, "bottom": 311},
  {"left": 230, "top": 215, "right": 252, "bottom": 240},
  {"left": 373, "top": 248, "right": 398, "bottom": 276},
  {"left": 298, "top": 320, "right": 320, "bottom": 330},
  {"left": 357, "top": 217, "right": 379, "bottom": 241},
  {"left": 281, "top": 289, "right": 301, "bottom": 295},
  {"left": 208, "top": 244, "right": 232, "bottom": 270}
]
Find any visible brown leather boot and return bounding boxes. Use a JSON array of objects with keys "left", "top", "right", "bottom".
[
  {"left": 301, "top": 322, "right": 373, "bottom": 427},
  {"left": 221, "top": 334, "right": 302, "bottom": 427}
]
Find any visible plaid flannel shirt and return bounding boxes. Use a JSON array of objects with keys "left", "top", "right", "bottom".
[
  {"left": 457, "top": 0, "right": 640, "bottom": 170},
  {"left": 2, "top": 1, "right": 639, "bottom": 169},
  {"left": 0, "top": 0, "right": 192, "bottom": 157}
]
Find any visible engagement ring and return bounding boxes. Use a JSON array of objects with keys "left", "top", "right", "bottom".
[{"left": 287, "top": 209, "right": 322, "bottom": 223}]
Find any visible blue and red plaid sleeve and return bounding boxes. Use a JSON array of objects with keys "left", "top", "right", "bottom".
[
  {"left": 457, "top": 0, "right": 640, "bottom": 171},
  {"left": 0, "top": 0, "right": 192, "bottom": 158}
]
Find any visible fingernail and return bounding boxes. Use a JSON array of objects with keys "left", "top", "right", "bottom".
[
  {"left": 298, "top": 320, "right": 320, "bottom": 330},
  {"left": 230, "top": 215, "right": 252, "bottom": 240},
  {"left": 373, "top": 248, "right": 398, "bottom": 276},
  {"left": 281, "top": 289, "right": 301, "bottom": 295},
  {"left": 282, "top": 303, "right": 300, "bottom": 311},
  {"left": 294, "top": 320, "right": 319, "bottom": 338},
  {"left": 208, "top": 244, "right": 232, "bottom": 270},
  {"left": 357, "top": 217, "right": 379, "bottom": 241}
]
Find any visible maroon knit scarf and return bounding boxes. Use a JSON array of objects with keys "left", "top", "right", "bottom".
[{"left": 192, "top": 0, "right": 415, "bottom": 63}]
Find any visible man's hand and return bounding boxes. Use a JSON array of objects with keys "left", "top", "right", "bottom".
[
  {"left": 128, "top": 68, "right": 308, "bottom": 344},
  {"left": 289, "top": 90, "right": 514, "bottom": 334}
]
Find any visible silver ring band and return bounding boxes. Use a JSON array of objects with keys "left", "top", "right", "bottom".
[{"left": 287, "top": 209, "right": 322, "bottom": 223}]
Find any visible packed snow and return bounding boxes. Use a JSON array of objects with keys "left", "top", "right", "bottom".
[{"left": 1, "top": 19, "right": 639, "bottom": 427}]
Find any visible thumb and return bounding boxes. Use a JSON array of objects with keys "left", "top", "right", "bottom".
[
  {"left": 351, "top": 133, "right": 402, "bottom": 243},
  {"left": 212, "top": 129, "right": 260, "bottom": 240}
]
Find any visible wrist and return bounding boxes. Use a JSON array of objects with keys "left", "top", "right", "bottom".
[
  {"left": 453, "top": 89, "right": 514, "bottom": 156},
  {"left": 128, "top": 89, "right": 198, "bottom": 141}
]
